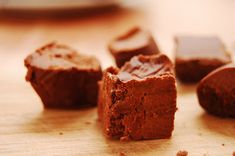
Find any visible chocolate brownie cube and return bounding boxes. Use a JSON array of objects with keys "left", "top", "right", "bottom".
[
  {"left": 24, "top": 42, "right": 102, "bottom": 108},
  {"left": 175, "top": 36, "right": 231, "bottom": 83},
  {"left": 108, "top": 27, "right": 160, "bottom": 68},
  {"left": 98, "top": 54, "right": 177, "bottom": 140}
]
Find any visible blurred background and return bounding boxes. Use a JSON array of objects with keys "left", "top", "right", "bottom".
[{"left": 0, "top": 1, "right": 235, "bottom": 155}]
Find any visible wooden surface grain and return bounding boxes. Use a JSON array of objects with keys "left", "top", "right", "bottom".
[{"left": 0, "top": 0, "right": 235, "bottom": 155}]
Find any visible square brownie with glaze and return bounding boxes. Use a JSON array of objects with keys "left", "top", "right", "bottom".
[
  {"left": 175, "top": 36, "right": 231, "bottom": 83},
  {"left": 108, "top": 27, "right": 160, "bottom": 68},
  {"left": 98, "top": 54, "right": 177, "bottom": 140},
  {"left": 24, "top": 42, "right": 102, "bottom": 108}
]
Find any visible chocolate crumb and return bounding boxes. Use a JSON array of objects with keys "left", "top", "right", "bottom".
[
  {"left": 85, "top": 121, "right": 91, "bottom": 125},
  {"left": 59, "top": 132, "right": 63, "bottom": 135},
  {"left": 119, "top": 152, "right": 126, "bottom": 156},
  {"left": 54, "top": 54, "right": 62, "bottom": 58},
  {"left": 222, "top": 143, "right": 225, "bottom": 146},
  {"left": 176, "top": 150, "right": 188, "bottom": 156},
  {"left": 66, "top": 54, "right": 73, "bottom": 59}
]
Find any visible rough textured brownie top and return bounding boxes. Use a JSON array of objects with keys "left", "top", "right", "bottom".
[
  {"left": 175, "top": 36, "right": 230, "bottom": 61},
  {"left": 25, "top": 42, "right": 100, "bottom": 70},
  {"left": 109, "top": 27, "right": 153, "bottom": 53},
  {"left": 117, "top": 54, "right": 173, "bottom": 82}
]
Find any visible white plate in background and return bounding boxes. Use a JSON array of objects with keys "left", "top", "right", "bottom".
[{"left": 0, "top": 0, "right": 120, "bottom": 10}]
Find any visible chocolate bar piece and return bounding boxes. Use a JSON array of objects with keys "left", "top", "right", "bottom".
[
  {"left": 24, "top": 42, "right": 102, "bottom": 108},
  {"left": 98, "top": 54, "right": 177, "bottom": 140},
  {"left": 108, "top": 27, "right": 160, "bottom": 68},
  {"left": 175, "top": 36, "right": 231, "bottom": 83},
  {"left": 197, "top": 64, "right": 235, "bottom": 118}
]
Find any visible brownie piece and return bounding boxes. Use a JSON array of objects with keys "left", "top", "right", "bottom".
[
  {"left": 108, "top": 27, "right": 160, "bottom": 68},
  {"left": 197, "top": 64, "right": 235, "bottom": 118},
  {"left": 175, "top": 36, "right": 231, "bottom": 83},
  {"left": 98, "top": 54, "right": 177, "bottom": 140},
  {"left": 24, "top": 42, "right": 102, "bottom": 108}
]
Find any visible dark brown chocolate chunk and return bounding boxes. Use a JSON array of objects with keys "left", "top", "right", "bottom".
[
  {"left": 197, "top": 64, "right": 235, "bottom": 118},
  {"left": 24, "top": 42, "right": 102, "bottom": 108},
  {"left": 108, "top": 27, "right": 160, "bottom": 68},
  {"left": 98, "top": 54, "right": 177, "bottom": 140},
  {"left": 175, "top": 36, "right": 231, "bottom": 83}
]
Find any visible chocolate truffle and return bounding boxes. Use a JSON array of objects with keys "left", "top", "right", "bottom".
[
  {"left": 24, "top": 42, "right": 102, "bottom": 108},
  {"left": 98, "top": 54, "right": 177, "bottom": 140},
  {"left": 175, "top": 36, "right": 231, "bottom": 83},
  {"left": 197, "top": 64, "right": 235, "bottom": 118},
  {"left": 108, "top": 27, "right": 160, "bottom": 68}
]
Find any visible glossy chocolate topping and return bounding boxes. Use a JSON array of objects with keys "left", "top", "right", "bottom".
[
  {"left": 25, "top": 42, "right": 100, "bottom": 70},
  {"left": 110, "top": 27, "right": 153, "bottom": 53},
  {"left": 117, "top": 54, "right": 173, "bottom": 82},
  {"left": 175, "top": 36, "right": 230, "bottom": 61}
]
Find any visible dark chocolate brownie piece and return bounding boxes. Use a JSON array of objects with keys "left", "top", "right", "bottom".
[
  {"left": 197, "top": 64, "right": 235, "bottom": 118},
  {"left": 24, "top": 42, "right": 102, "bottom": 108},
  {"left": 98, "top": 54, "right": 177, "bottom": 140},
  {"left": 175, "top": 36, "right": 231, "bottom": 83},
  {"left": 108, "top": 27, "right": 160, "bottom": 68}
]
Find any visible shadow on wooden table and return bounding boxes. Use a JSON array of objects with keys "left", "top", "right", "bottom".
[
  {"left": 198, "top": 112, "right": 235, "bottom": 137},
  {"left": 103, "top": 137, "right": 173, "bottom": 155},
  {"left": 177, "top": 82, "right": 197, "bottom": 95},
  {"left": 22, "top": 107, "right": 97, "bottom": 134}
]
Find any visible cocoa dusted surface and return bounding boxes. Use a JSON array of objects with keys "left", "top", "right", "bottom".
[
  {"left": 25, "top": 42, "right": 102, "bottom": 108},
  {"left": 175, "top": 36, "right": 231, "bottom": 83},
  {"left": 197, "top": 64, "right": 235, "bottom": 118},
  {"left": 108, "top": 27, "right": 160, "bottom": 68},
  {"left": 98, "top": 54, "right": 177, "bottom": 140}
]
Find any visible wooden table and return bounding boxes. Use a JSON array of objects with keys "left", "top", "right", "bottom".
[{"left": 0, "top": 0, "right": 235, "bottom": 155}]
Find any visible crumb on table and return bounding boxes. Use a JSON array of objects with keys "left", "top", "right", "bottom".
[
  {"left": 176, "top": 150, "right": 188, "bottom": 156},
  {"left": 85, "top": 121, "right": 91, "bottom": 125},
  {"left": 119, "top": 152, "right": 126, "bottom": 156}
]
